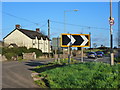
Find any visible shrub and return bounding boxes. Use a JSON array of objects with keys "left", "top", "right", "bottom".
[
  {"left": 4, "top": 52, "right": 17, "bottom": 60},
  {"left": 2, "top": 47, "right": 43, "bottom": 60},
  {"left": 17, "top": 47, "right": 28, "bottom": 56},
  {"left": 28, "top": 48, "right": 42, "bottom": 57},
  {"left": 0, "top": 47, "right": 2, "bottom": 54},
  {"left": 114, "top": 56, "right": 120, "bottom": 62}
]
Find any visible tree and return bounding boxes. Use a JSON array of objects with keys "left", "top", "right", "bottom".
[{"left": 93, "top": 43, "right": 97, "bottom": 48}]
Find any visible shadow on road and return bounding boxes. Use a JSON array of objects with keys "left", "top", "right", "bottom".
[
  {"left": 24, "top": 60, "right": 66, "bottom": 73},
  {"left": 25, "top": 61, "right": 45, "bottom": 67},
  {"left": 28, "top": 63, "right": 65, "bottom": 73}
]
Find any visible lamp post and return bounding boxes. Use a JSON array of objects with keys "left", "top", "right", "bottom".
[
  {"left": 64, "top": 9, "right": 79, "bottom": 33},
  {"left": 109, "top": 0, "right": 114, "bottom": 65},
  {"left": 64, "top": 9, "right": 79, "bottom": 64}
]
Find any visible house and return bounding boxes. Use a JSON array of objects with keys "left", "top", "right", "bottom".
[
  {"left": 0, "top": 41, "right": 3, "bottom": 47},
  {"left": 3, "top": 25, "right": 51, "bottom": 53}
]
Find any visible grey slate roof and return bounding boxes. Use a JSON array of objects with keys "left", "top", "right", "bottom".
[
  {"left": 3, "top": 28, "right": 50, "bottom": 41},
  {"left": 18, "top": 29, "right": 50, "bottom": 40}
]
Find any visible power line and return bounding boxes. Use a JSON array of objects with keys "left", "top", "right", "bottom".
[
  {"left": 40, "top": 22, "right": 48, "bottom": 28},
  {"left": 2, "top": 11, "right": 46, "bottom": 26},
  {"left": 50, "top": 20, "right": 118, "bottom": 31},
  {"left": 2, "top": 11, "right": 118, "bottom": 31},
  {"left": 2, "top": 11, "right": 48, "bottom": 30},
  {"left": 21, "top": 22, "right": 47, "bottom": 28},
  {"left": 3, "top": 11, "right": 40, "bottom": 25},
  {"left": 1, "top": 22, "right": 47, "bottom": 31}
]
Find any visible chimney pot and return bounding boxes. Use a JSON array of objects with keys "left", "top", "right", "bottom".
[
  {"left": 36, "top": 28, "right": 40, "bottom": 32},
  {"left": 15, "top": 24, "right": 20, "bottom": 29}
]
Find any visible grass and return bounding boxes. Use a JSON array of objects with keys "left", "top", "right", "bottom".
[
  {"left": 35, "top": 80, "right": 47, "bottom": 88},
  {"left": 115, "top": 57, "right": 120, "bottom": 63},
  {"left": 84, "top": 49, "right": 104, "bottom": 53},
  {"left": 33, "top": 62, "right": 119, "bottom": 88}
]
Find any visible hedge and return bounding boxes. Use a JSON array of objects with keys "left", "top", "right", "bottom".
[{"left": 2, "top": 47, "right": 42, "bottom": 60}]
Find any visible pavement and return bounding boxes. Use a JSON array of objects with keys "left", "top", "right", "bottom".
[{"left": 2, "top": 58, "right": 54, "bottom": 88}]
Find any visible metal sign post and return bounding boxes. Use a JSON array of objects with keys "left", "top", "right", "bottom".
[
  {"left": 81, "top": 47, "right": 84, "bottom": 62},
  {"left": 68, "top": 34, "right": 71, "bottom": 64},
  {"left": 109, "top": 0, "right": 114, "bottom": 65}
]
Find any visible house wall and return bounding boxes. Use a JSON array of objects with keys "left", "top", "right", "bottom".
[
  {"left": 38, "top": 38, "right": 50, "bottom": 53},
  {"left": 4, "top": 29, "right": 32, "bottom": 48},
  {"left": 4, "top": 29, "right": 51, "bottom": 53}
]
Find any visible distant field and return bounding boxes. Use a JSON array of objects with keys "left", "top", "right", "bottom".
[{"left": 34, "top": 62, "right": 119, "bottom": 88}]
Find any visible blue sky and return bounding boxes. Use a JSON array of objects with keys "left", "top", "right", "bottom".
[{"left": 2, "top": 2, "right": 118, "bottom": 47}]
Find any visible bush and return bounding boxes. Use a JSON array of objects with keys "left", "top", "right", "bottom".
[
  {"left": 2, "top": 47, "right": 43, "bottom": 60},
  {"left": 17, "top": 47, "right": 28, "bottom": 56},
  {"left": 2, "top": 47, "right": 28, "bottom": 55},
  {"left": 0, "top": 47, "right": 2, "bottom": 54},
  {"left": 4, "top": 52, "right": 17, "bottom": 60},
  {"left": 114, "top": 57, "right": 120, "bottom": 62},
  {"left": 28, "top": 48, "right": 42, "bottom": 57}
]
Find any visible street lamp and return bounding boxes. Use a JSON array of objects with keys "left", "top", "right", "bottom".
[
  {"left": 64, "top": 9, "right": 79, "bottom": 33},
  {"left": 63, "top": 9, "right": 79, "bottom": 64},
  {"left": 109, "top": 0, "right": 114, "bottom": 65}
]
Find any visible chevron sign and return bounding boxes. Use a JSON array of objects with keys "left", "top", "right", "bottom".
[{"left": 61, "top": 34, "right": 90, "bottom": 47}]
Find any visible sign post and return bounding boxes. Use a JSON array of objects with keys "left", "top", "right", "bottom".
[
  {"left": 61, "top": 33, "right": 90, "bottom": 63},
  {"left": 81, "top": 47, "right": 84, "bottom": 62},
  {"left": 109, "top": 0, "right": 114, "bottom": 65},
  {"left": 68, "top": 34, "right": 72, "bottom": 64}
]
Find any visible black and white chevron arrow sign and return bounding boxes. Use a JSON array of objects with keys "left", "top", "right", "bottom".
[{"left": 61, "top": 34, "right": 90, "bottom": 47}]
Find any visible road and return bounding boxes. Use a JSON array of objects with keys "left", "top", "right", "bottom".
[
  {"left": 2, "top": 59, "right": 54, "bottom": 88},
  {"left": 73, "top": 56, "right": 110, "bottom": 64}
]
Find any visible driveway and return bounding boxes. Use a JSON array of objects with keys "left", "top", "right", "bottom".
[{"left": 2, "top": 59, "right": 54, "bottom": 88}]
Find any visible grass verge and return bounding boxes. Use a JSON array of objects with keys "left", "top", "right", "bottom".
[{"left": 33, "top": 61, "right": 119, "bottom": 88}]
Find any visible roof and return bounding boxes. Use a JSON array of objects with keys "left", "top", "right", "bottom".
[
  {"left": 3, "top": 28, "right": 50, "bottom": 41},
  {"left": 18, "top": 29, "right": 50, "bottom": 40}
]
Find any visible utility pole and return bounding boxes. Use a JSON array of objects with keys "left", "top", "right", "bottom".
[
  {"left": 48, "top": 19, "right": 50, "bottom": 58},
  {"left": 89, "top": 32, "right": 91, "bottom": 51},
  {"left": 109, "top": 0, "right": 114, "bottom": 65},
  {"left": 57, "top": 36, "right": 60, "bottom": 63}
]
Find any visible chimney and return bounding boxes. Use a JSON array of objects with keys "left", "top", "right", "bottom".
[
  {"left": 15, "top": 24, "right": 20, "bottom": 29},
  {"left": 36, "top": 28, "right": 40, "bottom": 32}
]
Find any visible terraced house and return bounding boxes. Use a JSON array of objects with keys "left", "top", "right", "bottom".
[{"left": 3, "top": 25, "right": 51, "bottom": 53}]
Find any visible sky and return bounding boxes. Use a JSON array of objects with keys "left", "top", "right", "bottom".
[{"left": 1, "top": 2, "right": 119, "bottom": 48}]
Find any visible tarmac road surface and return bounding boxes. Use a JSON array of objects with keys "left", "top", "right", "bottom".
[
  {"left": 73, "top": 56, "right": 110, "bottom": 64},
  {"left": 2, "top": 59, "right": 54, "bottom": 88}
]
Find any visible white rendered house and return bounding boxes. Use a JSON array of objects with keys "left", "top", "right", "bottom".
[{"left": 3, "top": 25, "right": 51, "bottom": 53}]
